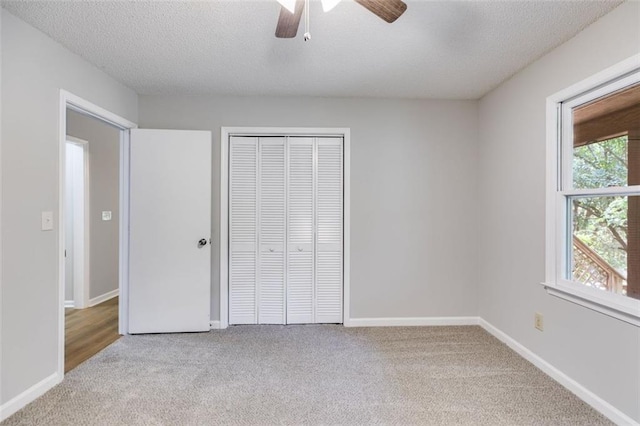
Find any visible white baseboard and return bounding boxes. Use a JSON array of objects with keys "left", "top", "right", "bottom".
[
  {"left": 0, "top": 372, "right": 61, "bottom": 422},
  {"left": 88, "top": 289, "right": 118, "bottom": 307},
  {"left": 345, "top": 316, "right": 480, "bottom": 327},
  {"left": 64, "top": 300, "right": 75, "bottom": 308},
  {"left": 479, "top": 318, "right": 638, "bottom": 426},
  {"left": 209, "top": 320, "right": 221, "bottom": 330}
]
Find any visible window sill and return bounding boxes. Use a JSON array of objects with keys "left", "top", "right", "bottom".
[{"left": 541, "top": 282, "right": 640, "bottom": 327}]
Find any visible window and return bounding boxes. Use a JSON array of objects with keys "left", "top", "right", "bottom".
[{"left": 545, "top": 55, "right": 640, "bottom": 326}]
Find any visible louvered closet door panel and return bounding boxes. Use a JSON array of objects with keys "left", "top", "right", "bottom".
[
  {"left": 229, "top": 137, "right": 258, "bottom": 325},
  {"left": 315, "top": 138, "right": 343, "bottom": 323},
  {"left": 258, "top": 138, "right": 286, "bottom": 324},
  {"left": 287, "top": 137, "right": 315, "bottom": 324}
]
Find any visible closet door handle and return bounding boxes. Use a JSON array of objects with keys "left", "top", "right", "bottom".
[
  {"left": 269, "top": 248, "right": 275, "bottom": 252},
  {"left": 298, "top": 247, "right": 303, "bottom": 252},
  {"left": 198, "top": 238, "right": 208, "bottom": 248}
]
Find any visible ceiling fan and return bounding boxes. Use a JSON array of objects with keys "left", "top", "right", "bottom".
[{"left": 275, "top": 0, "right": 407, "bottom": 39}]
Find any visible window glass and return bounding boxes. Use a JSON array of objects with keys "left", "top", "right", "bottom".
[
  {"left": 573, "top": 136, "right": 628, "bottom": 189},
  {"left": 570, "top": 195, "right": 632, "bottom": 297}
]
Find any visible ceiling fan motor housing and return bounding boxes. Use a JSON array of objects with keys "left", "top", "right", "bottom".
[{"left": 275, "top": 0, "right": 407, "bottom": 39}]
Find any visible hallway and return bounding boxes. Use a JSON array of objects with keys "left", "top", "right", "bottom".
[{"left": 65, "top": 297, "right": 119, "bottom": 372}]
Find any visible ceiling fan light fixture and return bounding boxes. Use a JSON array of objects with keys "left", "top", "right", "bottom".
[
  {"left": 276, "top": 0, "right": 297, "bottom": 14},
  {"left": 321, "top": 0, "right": 342, "bottom": 12}
]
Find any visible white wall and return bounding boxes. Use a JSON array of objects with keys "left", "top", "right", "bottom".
[
  {"left": 67, "top": 110, "right": 121, "bottom": 301},
  {"left": 0, "top": 10, "right": 137, "bottom": 406},
  {"left": 138, "top": 96, "right": 479, "bottom": 322},
  {"left": 478, "top": 1, "right": 640, "bottom": 422}
]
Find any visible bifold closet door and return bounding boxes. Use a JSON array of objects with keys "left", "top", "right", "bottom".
[
  {"left": 258, "top": 138, "right": 286, "bottom": 324},
  {"left": 287, "top": 138, "right": 315, "bottom": 324},
  {"left": 229, "top": 137, "right": 258, "bottom": 325},
  {"left": 315, "top": 138, "right": 343, "bottom": 323},
  {"left": 229, "top": 135, "right": 343, "bottom": 325},
  {"left": 229, "top": 137, "right": 286, "bottom": 325},
  {"left": 286, "top": 137, "right": 343, "bottom": 324}
]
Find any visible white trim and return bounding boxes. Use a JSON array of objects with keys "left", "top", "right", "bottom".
[
  {"left": 66, "top": 135, "right": 86, "bottom": 145},
  {"left": 118, "top": 129, "right": 131, "bottom": 336},
  {"left": 0, "top": 372, "right": 61, "bottom": 422},
  {"left": 59, "top": 90, "right": 137, "bottom": 383},
  {"left": 545, "top": 54, "right": 640, "bottom": 326},
  {"left": 345, "top": 316, "right": 480, "bottom": 327},
  {"left": 479, "top": 319, "right": 639, "bottom": 426},
  {"left": 88, "top": 289, "right": 119, "bottom": 307},
  {"left": 219, "top": 129, "right": 229, "bottom": 328},
  {"left": 343, "top": 133, "right": 351, "bottom": 327},
  {"left": 563, "top": 187, "right": 640, "bottom": 197},
  {"left": 541, "top": 282, "right": 640, "bottom": 326},
  {"left": 209, "top": 320, "right": 222, "bottom": 330},
  {"left": 64, "top": 91, "right": 137, "bottom": 130},
  {"left": 64, "top": 300, "right": 75, "bottom": 308},
  {"left": 220, "top": 127, "right": 351, "bottom": 329},
  {"left": 546, "top": 54, "right": 640, "bottom": 105}
]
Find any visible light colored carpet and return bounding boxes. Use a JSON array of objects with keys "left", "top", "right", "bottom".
[{"left": 3, "top": 325, "right": 610, "bottom": 425}]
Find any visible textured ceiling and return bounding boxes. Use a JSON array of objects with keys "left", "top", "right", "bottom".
[{"left": 1, "top": 0, "right": 622, "bottom": 99}]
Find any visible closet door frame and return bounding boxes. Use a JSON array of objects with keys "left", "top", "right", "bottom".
[{"left": 220, "top": 127, "right": 350, "bottom": 329}]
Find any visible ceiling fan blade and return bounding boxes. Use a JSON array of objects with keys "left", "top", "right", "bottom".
[
  {"left": 275, "top": 0, "right": 304, "bottom": 38},
  {"left": 354, "top": 0, "right": 407, "bottom": 23}
]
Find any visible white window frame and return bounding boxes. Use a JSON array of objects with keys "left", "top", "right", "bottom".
[{"left": 544, "top": 54, "right": 640, "bottom": 327}]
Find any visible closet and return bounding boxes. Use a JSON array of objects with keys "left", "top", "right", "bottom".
[{"left": 229, "top": 136, "right": 343, "bottom": 325}]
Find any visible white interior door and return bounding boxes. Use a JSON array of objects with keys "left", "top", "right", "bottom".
[{"left": 128, "top": 129, "right": 212, "bottom": 334}]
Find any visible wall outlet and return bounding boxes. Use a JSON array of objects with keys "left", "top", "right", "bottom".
[{"left": 534, "top": 312, "right": 544, "bottom": 331}]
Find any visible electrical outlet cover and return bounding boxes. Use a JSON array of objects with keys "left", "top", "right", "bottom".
[{"left": 534, "top": 312, "right": 544, "bottom": 331}]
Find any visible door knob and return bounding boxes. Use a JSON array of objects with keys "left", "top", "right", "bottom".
[{"left": 198, "top": 238, "right": 208, "bottom": 248}]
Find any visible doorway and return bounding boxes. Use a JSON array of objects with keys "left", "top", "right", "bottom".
[
  {"left": 63, "top": 110, "right": 122, "bottom": 372},
  {"left": 58, "top": 91, "right": 137, "bottom": 376}
]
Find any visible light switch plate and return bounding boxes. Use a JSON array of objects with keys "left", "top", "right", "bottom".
[
  {"left": 102, "top": 211, "right": 112, "bottom": 221},
  {"left": 41, "top": 211, "right": 54, "bottom": 231}
]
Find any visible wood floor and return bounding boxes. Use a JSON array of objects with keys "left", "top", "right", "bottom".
[{"left": 65, "top": 297, "right": 120, "bottom": 373}]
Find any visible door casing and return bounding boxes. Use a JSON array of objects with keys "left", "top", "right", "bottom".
[{"left": 58, "top": 90, "right": 137, "bottom": 379}]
